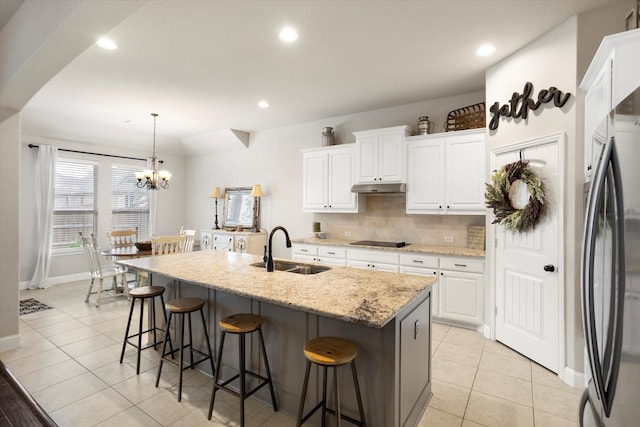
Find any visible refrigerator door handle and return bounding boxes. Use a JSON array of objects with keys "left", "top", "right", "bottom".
[
  {"left": 601, "top": 137, "right": 626, "bottom": 417},
  {"left": 582, "top": 141, "right": 608, "bottom": 404}
]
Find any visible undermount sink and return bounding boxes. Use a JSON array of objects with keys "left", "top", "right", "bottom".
[{"left": 250, "top": 261, "right": 331, "bottom": 275}]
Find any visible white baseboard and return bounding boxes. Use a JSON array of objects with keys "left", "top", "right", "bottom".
[
  {"left": 483, "top": 324, "right": 491, "bottom": 339},
  {"left": 0, "top": 334, "right": 19, "bottom": 353},
  {"left": 19, "top": 273, "right": 87, "bottom": 290},
  {"left": 562, "top": 366, "right": 585, "bottom": 389}
]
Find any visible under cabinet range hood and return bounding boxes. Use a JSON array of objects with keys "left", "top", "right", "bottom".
[{"left": 350, "top": 183, "right": 406, "bottom": 194}]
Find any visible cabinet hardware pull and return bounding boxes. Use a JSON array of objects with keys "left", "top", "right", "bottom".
[
  {"left": 454, "top": 263, "right": 467, "bottom": 267},
  {"left": 412, "top": 260, "right": 424, "bottom": 263},
  {"left": 414, "top": 320, "right": 420, "bottom": 339},
  {"left": 300, "top": 249, "right": 308, "bottom": 252},
  {"left": 327, "top": 251, "right": 335, "bottom": 255}
]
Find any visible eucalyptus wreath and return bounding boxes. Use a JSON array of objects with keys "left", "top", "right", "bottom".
[{"left": 485, "top": 160, "right": 545, "bottom": 233}]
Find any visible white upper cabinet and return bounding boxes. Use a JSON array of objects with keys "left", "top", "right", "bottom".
[
  {"left": 302, "top": 145, "right": 359, "bottom": 213},
  {"left": 354, "top": 126, "right": 412, "bottom": 183},
  {"left": 406, "top": 128, "right": 486, "bottom": 215}
]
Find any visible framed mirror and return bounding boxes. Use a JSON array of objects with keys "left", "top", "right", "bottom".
[{"left": 223, "top": 187, "right": 255, "bottom": 229}]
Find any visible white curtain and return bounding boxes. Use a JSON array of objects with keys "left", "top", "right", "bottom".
[{"left": 29, "top": 145, "right": 58, "bottom": 289}]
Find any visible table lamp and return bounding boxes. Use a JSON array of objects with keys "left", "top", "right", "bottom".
[
  {"left": 209, "top": 187, "right": 222, "bottom": 229},
  {"left": 251, "top": 184, "right": 264, "bottom": 232}
]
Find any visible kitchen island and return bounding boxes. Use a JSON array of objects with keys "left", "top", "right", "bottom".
[{"left": 118, "top": 250, "right": 435, "bottom": 427}]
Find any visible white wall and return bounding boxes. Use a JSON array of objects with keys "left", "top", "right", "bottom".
[
  {"left": 19, "top": 135, "right": 187, "bottom": 285},
  {"left": 0, "top": 110, "right": 21, "bottom": 351},
  {"left": 186, "top": 91, "right": 485, "bottom": 258},
  {"left": 485, "top": 2, "right": 629, "bottom": 379}
]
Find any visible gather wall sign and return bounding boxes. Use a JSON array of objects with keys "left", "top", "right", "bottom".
[{"left": 489, "top": 81, "right": 571, "bottom": 130}]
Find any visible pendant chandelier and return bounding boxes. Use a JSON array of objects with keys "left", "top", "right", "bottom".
[{"left": 135, "top": 113, "right": 171, "bottom": 190}]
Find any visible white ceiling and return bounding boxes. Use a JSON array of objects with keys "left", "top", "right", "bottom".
[{"left": 14, "top": 0, "right": 622, "bottom": 154}]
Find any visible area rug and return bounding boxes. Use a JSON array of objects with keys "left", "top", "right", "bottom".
[{"left": 19, "top": 298, "right": 53, "bottom": 316}]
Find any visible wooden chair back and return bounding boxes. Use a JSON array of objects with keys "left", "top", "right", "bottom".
[
  {"left": 79, "top": 232, "right": 106, "bottom": 278},
  {"left": 179, "top": 226, "right": 199, "bottom": 253},
  {"left": 107, "top": 227, "right": 138, "bottom": 248},
  {"left": 152, "top": 234, "right": 187, "bottom": 255}
]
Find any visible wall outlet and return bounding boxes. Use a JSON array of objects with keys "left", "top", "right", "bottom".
[
  {"left": 344, "top": 231, "right": 352, "bottom": 237},
  {"left": 444, "top": 235, "right": 454, "bottom": 243}
]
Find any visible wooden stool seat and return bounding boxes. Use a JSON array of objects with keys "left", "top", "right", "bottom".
[
  {"left": 156, "top": 297, "right": 215, "bottom": 402},
  {"left": 304, "top": 337, "right": 357, "bottom": 366},
  {"left": 297, "top": 337, "right": 366, "bottom": 426},
  {"left": 166, "top": 297, "right": 205, "bottom": 313},
  {"left": 219, "top": 313, "right": 262, "bottom": 334},
  {"left": 129, "top": 285, "right": 165, "bottom": 299}
]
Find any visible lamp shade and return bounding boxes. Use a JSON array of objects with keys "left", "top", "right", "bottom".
[
  {"left": 250, "top": 184, "right": 264, "bottom": 197},
  {"left": 209, "top": 187, "right": 222, "bottom": 198}
]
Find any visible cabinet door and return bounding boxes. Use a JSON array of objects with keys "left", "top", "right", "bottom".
[
  {"left": 303, "top": 151, "right": 328, "bottom": 211},
  {"left": 400, "top": 296, "right": 430, "bottom": 425},
  {"left": 400, "top": 266, "right": 439, "bottom": 318},
  {"left": 439, "top": 270, "right": 484, "bottom": 326},
  {"left": 200, "top": 231, "right": 214, "bottom": 250},
  {"left": 357, "top": 136, "right": 379, "bottom": 182},
  {"left": 328, "top": 148, "right": 358, "bottom": 211},
  {"left": 379, "top": 133, "right": 404, "bottom": 182},
  {"left": 406, "top": 138, "right": 445, "bottom": 213},
  {"left": 445, "top": 133, "right": 486, "bottom": 214}
]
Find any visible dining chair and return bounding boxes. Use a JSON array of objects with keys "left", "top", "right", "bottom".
[
  {"left": 179, "top": 226, "right": 198, "bottom": 253},
  {"left": 152, "top": 234, "right": 187, "bottom": 255},
  {"left": 107, "top": 227, "right": 140, "bottom": 286},
  {"left": 79, "top": 232, "right": 129, "bottom": 307},
  {"left": 107, "top": 227, "right": 139, "bottom": 248}
]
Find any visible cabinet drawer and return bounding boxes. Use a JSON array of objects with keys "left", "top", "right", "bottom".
[
  {"left": 292, "top": 244, "right": 318, "bottom": 256},
  {"left": 440, "top": 257, "right": 484, "bottom": 273},
  {"left": 400, "top": 253, "right": 438, "bottom": 269},
  {"left": 347, "top": 248, "right": 400, "bottom": 264},
  {"left": 318, "top": 246, "right": 346, "bottom": 259}
]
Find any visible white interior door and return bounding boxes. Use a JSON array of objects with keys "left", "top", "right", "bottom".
[{"left": 493, "top": 134, "right": 563, "bottom": 373}]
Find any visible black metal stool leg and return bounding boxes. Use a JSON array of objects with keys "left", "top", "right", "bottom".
[
  {"left": 296, "top": 360, "right": 312, "bottom": 426},
  {"left": 322, "top": 366, "right": 328, "bottom": 427},
  {"left": 136, "top": 295, "right": 144, "bottom": 374},
  {"left": 120, "top": 298, "right": 136, "bottom": 364},
  {"left": 199, "top": 308, "right": 215, "bottom": 375},
  {"left": 351, "top": 360, "right": 366, "bottom": 426},
  {"left": 177, "top": 312, "right": 185, "bottom": 402},
  {"left": 159, "top": 293, "right": 174, "bottom": 358},
  {"left": 334, "top": 366, "right": 342, "bottom": 427},
  {"left": 151, "top": 296, "right": 157, "bottom": 350},
  {"left": 156, "top": 311, "right": 173, "bottom": 387},
  {"left": 208, "top": 331, "right": 226, "bottom": 420},
  {"left": 258, "top": 328, "right": 278, "bottom": 411},
  {"left": 239, "top": 333, "right": 246, "bottom": 427},
  {"left": 188, "top": 312, "right": 194, "bottom": 369}
]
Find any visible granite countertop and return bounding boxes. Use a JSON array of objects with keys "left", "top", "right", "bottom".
[
  {"left": 293, "top": 237, "right": 486, "bottom": 258},
  {"left": 117, "top": 250, "right": 435, "bottom": 329}
]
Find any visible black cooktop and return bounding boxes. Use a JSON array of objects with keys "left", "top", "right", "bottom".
[{"left": 350, "top": 240, "right": 409, "bottom": 248}]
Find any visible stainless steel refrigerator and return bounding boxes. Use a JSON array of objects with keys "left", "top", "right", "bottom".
[{"left": 580, "top": 84, "right": 640, "bottom": 425}]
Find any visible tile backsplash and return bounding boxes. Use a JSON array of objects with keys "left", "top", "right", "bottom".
[{"left": 314, "top": 194, "right": 485, "bottom": 247}]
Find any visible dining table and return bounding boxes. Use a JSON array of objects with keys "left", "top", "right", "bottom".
[{"left": 101, "top": 247, "right": 153, "bottom": 258}]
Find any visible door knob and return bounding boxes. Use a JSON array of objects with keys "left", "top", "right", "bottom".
[{"left": 544, "top": 264, "right": 555, "bottom": 272}]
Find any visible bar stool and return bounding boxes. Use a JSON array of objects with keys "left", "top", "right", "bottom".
[
  {"left": 120, "top": 286, "right": 172, "bottom": 375},
  {"left": 155, "top": 297, "right": 215, "bottom": 402},
  {"left": 208, "top": 313, "right": 277, "bottom": 426},
  {"left": 296, "top": 336, "right": 366, "bottom": 427}
]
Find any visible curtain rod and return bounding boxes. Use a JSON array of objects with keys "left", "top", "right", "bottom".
[{"left": 27, "top": 144, "right": 163, "bottom": 163}]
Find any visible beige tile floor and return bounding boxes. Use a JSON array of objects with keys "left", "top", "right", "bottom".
[{"left": 2, "top": 280, "right": 583, "bottom": 426}]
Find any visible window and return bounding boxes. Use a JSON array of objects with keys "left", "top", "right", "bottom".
[
  {"left": 111, "top": 164, "right": 150, "bottom": 240},
  {"left": 52, "top": 158, "right": 98, "bottom": 249}
]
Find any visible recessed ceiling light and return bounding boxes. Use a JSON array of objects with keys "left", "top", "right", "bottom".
[
  {"left": 279, "top": 27, "right": 298, "bottom": 42},
  {"left": 97, "top": 37, "right": 118, "bottom": 50},
  {"left": 476, "top": 44, "right": 496, "bottom": 56},
  {"left": 257, "top": 100, "right": 269, "bottom": 109}
]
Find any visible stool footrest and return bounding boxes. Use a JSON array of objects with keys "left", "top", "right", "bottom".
[
  {"left": 214, "top": 371, "right": 271, "bottom": 400},
  {"left": 161, "top": 347, "right": 211, "bottom": 371},
  {"left": 300, "top": 402, "right": 364, "bottom": 426}
]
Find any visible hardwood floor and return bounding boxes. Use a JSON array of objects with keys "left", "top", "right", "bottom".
[{"left": 1, "top": 280, "right": 582, "bottom": 426}]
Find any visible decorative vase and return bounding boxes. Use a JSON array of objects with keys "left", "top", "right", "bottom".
[
  {"left": 322, "top": 127, "right": 335, "bottom": 146},
  {"left": 417, "top": 116, "right": 432, "bottom": 135}
]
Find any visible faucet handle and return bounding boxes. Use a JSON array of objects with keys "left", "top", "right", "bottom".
[{"left": 263, "top": 245, "right": 268, "bottom": 264}]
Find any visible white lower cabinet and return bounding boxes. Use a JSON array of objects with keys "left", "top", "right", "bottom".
[
  {"left": 200, "top": 230, "right": 266, "bottom": 255},
  {"left": 438, "top": 257, "right": 485, "bottom": 326},
  {"left": 317, "top": 246, "right": 347, "bottom": 266},
  {"left": 347, "top": 248, "right": 400, "bottom": 272},
  {"left": 399, "top": 253, "right": 439, "bottom": 317},
  {"left": 292, "top": 243, "right": 318, "bottom": 262}
]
